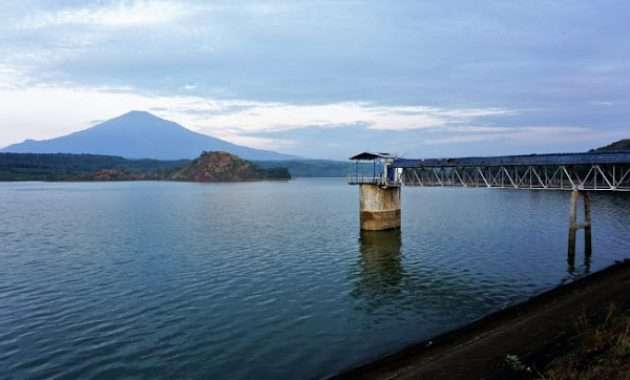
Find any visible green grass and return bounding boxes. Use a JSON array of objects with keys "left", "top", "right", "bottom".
[{"left": 495, "top": 303, "right": 630, "bottom": 380}]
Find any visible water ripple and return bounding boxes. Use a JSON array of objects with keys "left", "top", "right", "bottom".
[{"left": 1, "top": 181, "right": 629, "bottom": 379}]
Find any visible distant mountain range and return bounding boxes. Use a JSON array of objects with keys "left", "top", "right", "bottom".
[{"left": 0, "top": 111, "right": 296, "bottom": 161}]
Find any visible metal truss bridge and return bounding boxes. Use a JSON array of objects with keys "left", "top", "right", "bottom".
[
  {"left": 392, "top": 151, "right": 630, "bottom": 191},
  {"left": 349, "top": 150, "right": 630, "bottom": 263}
]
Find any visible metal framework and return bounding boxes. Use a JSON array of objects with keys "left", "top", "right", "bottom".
[
  {"left": 393, "top": 152, "right": 630, "bottom": 191},
  {"left": 348, "top": 151, "right": 398, "bottom": 187},
  {"left": 399, "top": 164, "right": 630, "bottom": 191},
  {"left": 347, "top": 175, "right": 384, "bottom": 185}
]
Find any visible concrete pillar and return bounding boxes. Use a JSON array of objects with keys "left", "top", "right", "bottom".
[
  {"left": 568, "top": 190, "right": 593, "bottom": 261},
  {"left": 359, "top": 184, "right": 401, "bottom": 231},
  {"left": 583, "top": 191, "right": 592, "bottom": 258},
  {"left": 568, "top": 190, "right": 578, "bottom": 259}
]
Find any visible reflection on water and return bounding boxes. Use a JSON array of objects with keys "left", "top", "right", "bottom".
[
  {"left": 1, "top": 181, "right": 630, "bottom": 380},
  {"left": 567, "top": 240, "right": 592, "bottom": 275},
  {"left": 352, "top": 230, "right": 403, "bottom": 309}
]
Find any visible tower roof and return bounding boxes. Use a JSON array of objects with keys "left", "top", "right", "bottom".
[{"left": 349, "top": 152, "right": 394, "bottom": 160}]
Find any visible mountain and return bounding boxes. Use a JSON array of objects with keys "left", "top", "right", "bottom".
[
  {"left": 0, "top": 111, "right": 296, "bottom": 160},
  {"left": 591, "top": 139, "right": 630, "bottom": 152}
]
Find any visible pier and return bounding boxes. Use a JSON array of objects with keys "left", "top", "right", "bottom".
[{"left": 349, "top": 150, "right": 630, "bottom": 257}]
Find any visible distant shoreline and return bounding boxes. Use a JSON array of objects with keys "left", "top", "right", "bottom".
[{"left": 0, "top": 152, "right": 359, "bottom": 181}]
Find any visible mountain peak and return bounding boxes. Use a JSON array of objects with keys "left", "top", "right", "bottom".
[
  {"left": 114, "top": 110, "right": 168, "bottom": 123},
  {"left": 1, "top": 111, "right": 297, "bottom": 161},
  {"left": 121, "top": 110, "right": 159, "bottom": 118}
]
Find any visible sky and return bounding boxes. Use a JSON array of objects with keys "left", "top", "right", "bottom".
[{"left": 0, "top": 1, "right": 629, "bottom": 159}]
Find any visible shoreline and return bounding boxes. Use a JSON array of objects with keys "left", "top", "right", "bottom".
[{"left": 331, "top": 259, "right": 630, "bottom": 379}]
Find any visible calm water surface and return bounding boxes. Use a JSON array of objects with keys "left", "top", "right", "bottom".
[{"left": 1, "top": 179, "right": 630, "bottom": 379}]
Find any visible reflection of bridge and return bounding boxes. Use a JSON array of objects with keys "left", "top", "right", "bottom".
[
  {"left": 350, "top": 151, "right": 630, "bottom": 259},
  {"left": 353, "top": 229, "right": 591, "bottom": 308}
]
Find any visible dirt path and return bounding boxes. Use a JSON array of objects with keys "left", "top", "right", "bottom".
[{"left": 331, "top": 260, "right": 630, "bottom": 380}]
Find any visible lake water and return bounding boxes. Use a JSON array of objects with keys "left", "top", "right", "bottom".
[{"left": 1, "top": 179, "right": 630, "bottom": 379}]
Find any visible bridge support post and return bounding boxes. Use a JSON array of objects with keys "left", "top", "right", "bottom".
[
  {"left": 568, "top": 190, "right": 592, "bottom": 261},
  {"left": 359, "top": 184, "right": 401, "bottom": 231}
]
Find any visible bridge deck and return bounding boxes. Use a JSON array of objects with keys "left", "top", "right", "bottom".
[
  {"left": 392, "top": 151, "right": 630, "bottom": 168},
  {"left": 390, "top": 151, "right": 630, "bottom": 191}
]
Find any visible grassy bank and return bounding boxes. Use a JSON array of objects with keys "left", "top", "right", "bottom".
[
  {"left": 495, "top": 300, "right": 630, "bottom": 379},
  {"left": 333, "top": 260, "right": 630, "bottom": 380}
]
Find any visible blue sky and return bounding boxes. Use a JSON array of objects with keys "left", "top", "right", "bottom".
[{"left": 0, "top": 1, "right": 629, "bottom": 159}]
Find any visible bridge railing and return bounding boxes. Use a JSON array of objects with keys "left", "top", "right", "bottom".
[
  {"left": 347, "top": 175, "right": 402, "bottom": 186},
  {"left": 346, "top": 175, "right": 383, "bottom": 185},
  {"left": 399, "top": 164, "right": 630, "bottom": 191}
]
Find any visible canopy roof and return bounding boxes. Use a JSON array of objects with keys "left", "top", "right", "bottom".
[{"left": 349, "top": 152, "right": 395, "bottom": 161}]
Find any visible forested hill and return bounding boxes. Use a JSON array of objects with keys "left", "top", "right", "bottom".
[
  {"left": 0, "top": 152, "right": 289, "bottom": 182},
  {"left": 591, "top": 139, "right": 630, "bottom": 152},
  {"left": 0, "top": 152, "right": 354, "bottom": 180},
  {"left": 0, "top": 153, "right": 187, "bottom": 181},
  {"left": 254, "top": 159, "right": 356, "bottom": 177},
  {"left": 171, "top": 152, "right": 290, "bottom": 182}
]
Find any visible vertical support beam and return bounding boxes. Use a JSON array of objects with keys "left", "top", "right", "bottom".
[
  {"left": 583, "top": 191, "right": 592, "bottom": 258},
  {"left": 568, "top": 190, "right": 578, "bottom": 259},
  {"left": 373, "top": 160, "right": 376, "bottom": 179},
  {"left": 567, "top": 190, "right": 593, "bottom": 266}
]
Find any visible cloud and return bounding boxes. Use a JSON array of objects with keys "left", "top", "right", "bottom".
[
  {"left": 222, "top": 135, "right": 297, "bottom": 151},
  {"left": 1, "top": 62, "right": 624, "bottom": 159},
  {"left": 0, "top": 64, "right": 27, "bottom": 90},
  {"left": 590, "top": 100, "right": 614, "bottom": 107},
  {"left": 17, "top": 1, "right": 188, "bottom": 29},
  {"left": 424, "top": 126, "right": 599, "bottom": 145},
  {"left": 0, "top": 67, "right": 514, "bottom": 153},
  {"left": 167, "top": 101, "right": 512, "bottom": 136}
]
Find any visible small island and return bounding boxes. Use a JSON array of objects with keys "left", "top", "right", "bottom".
[
  {"left": 170, "top": 151, "right": 291, "bottom": 182},
  {"left": 0, "top": 151, "right": 291, "bottom": 182}
]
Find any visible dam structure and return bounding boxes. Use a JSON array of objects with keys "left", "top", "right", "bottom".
[{"left": 349, "top": 150, "right": 630, "bottom": 257}]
